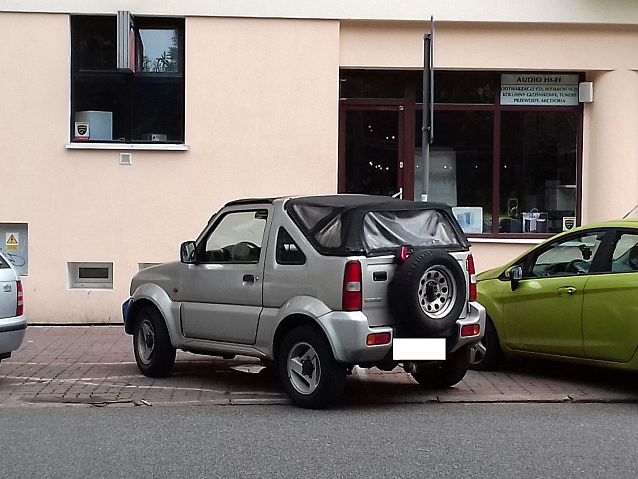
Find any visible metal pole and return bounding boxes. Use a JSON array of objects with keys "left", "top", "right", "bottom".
[{"left": 421, "top": 28, "right": 433, "bottom": 201}]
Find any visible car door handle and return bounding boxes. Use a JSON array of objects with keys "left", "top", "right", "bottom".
[
  {"left": 242, "top": 274, "right": 257, "bottom": 283},
  {"left": 556, "top": 286, "right": 577, "bottom": 295}
]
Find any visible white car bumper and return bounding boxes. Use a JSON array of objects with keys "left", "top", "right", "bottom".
[{"left": 0, "top": 314, "right": 26, "bottom": 356}]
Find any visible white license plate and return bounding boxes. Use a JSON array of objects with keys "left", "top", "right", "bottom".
[{"left": 392, "top": 338, "right": 446, "bottom": 361}]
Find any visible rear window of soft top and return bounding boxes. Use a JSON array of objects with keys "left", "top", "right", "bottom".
[
  {"left": 363, "top": 209, "right": 460, "bottom": 252},
  {"left": 288, "top": 201, "right": 461, "bottom": 255}
]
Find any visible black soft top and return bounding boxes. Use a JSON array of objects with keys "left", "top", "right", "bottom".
[{"left": 285, "top": 195, "right": 469, "bottom": 255}]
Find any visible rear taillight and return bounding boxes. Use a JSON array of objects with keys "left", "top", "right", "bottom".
[
  {"left": 399, "top": 245, "right": 409, "bottom": 263},
  {"left": 342, "top": 260, "right": 362, "bottom": 311},
  {"left": 16, "top": 280, "right": 23, "bottom": 316},
  {"left": 366, "top": 332, "right": 391, "bottom": 346},
  {"left": 461, "top": 324, "right": 481, "bottom": 337},
  {"left": 467, "top": 254, "right": 477, "bottom": 302}
]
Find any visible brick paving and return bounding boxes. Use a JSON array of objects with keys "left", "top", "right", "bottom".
[{"left": 1, "top": 326, "right": 637, "bottom": 408}]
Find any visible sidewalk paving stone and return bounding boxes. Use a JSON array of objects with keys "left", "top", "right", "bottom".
[{"left": 0, "top": 326, "right": 636, "bottom": 408}]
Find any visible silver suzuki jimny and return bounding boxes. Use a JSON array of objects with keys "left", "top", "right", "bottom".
[{"left": 123, "top": 195, "right": 485, "bottom": 408}]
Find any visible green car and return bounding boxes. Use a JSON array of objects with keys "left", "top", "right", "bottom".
[{"left": 470, "top": 220, "right": 638, "bottom": 372}]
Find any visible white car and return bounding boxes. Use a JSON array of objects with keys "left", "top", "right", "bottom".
[{"left": 0, "top": 251, "right": 25, "bottom": 364}]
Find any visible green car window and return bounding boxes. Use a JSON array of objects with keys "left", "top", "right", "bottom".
[
  {"left": 611, "top": 234, "right": 638, "bottom": 273},
  {"left": 529, "top": 232, "right": 604, "bottom": 278}
]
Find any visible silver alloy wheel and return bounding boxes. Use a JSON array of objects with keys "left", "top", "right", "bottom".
[
  {"left": 136, "top": 318, "right": 155, "bottom": 365},
  {"left": 469, "top": 339, "right": 488, "bottom": 366},
  {"left": 287, "top": 341, "right": 321, "bottom": 395},
  {"left": 417, "top": 265, "right": 457, "bottom": 319}
]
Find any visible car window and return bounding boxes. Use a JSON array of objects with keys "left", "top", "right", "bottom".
[
  {"left": 528, "top": 232, "right": 604, "bottom": 278},
  {"left": 202, "top": 210, "right": 267, "bottom": 263},
  {"left": 363, "top": 209, "right": 460, "bottom": 252},
  {"left": 611, "top": 233, "right": 638, "bottom": 273},
  {"left": 0, "top": 253, "right": 9, "bottom": 269},
  {"left": 276, "top": 228, "right": 306, "bottom": 265}
]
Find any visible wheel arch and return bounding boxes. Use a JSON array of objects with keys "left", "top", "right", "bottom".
[
  {"left": 477, "top": 287, "right": 506, "bottom": 343},
  {"left": 125, "top": 298, "right": 158, "bottom": 334},
  {"left": 272, "top": 314, "right": 333, "bottom": 361},
  {"left": 129, "top": 283, "right": 180, "bottom": 347}
]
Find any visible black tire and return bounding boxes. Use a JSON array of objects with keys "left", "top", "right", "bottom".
[
  {"left": 409, "top": 346, "right": 471, "bottom": 388},
  {"left": 390, "top": 249, "right": 467, "bottom": 336},
  {"left": 469, "top": 318, "right": 504, "bottom": 371},
  {"left": 277, "top": 325, "right": 346, "bottom": 409},
  {"left": 133, "top": 305, "right": 176, "bottom": 378}
]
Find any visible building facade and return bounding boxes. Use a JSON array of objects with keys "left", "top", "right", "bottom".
[{"left": 2, "top": 1, "right": 638, "bottom": 323}]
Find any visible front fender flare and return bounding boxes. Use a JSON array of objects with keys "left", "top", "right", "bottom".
[{"left": 129, "top": 283, "right": 181, "bottom": 348}]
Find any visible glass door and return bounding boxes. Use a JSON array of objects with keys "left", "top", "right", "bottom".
[{"left": 339, "top": 107, "right": 406, "bottom": 198}]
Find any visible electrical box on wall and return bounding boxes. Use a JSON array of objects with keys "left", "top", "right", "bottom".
[
  {"left": 579, "top": 82, "right": 594, "bottom": 103},
  {"left": 0, "top": 223, "right": 28, "bottom": 276}
]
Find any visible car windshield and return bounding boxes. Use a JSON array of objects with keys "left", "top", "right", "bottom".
[{"left": 363, "top": 210, "right": 461, "bottom": 252}]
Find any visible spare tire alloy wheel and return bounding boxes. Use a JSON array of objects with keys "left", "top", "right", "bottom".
[
  {"left": 418, "top": 265, "right": 457, "bottom": 319},
  {"left": 391, "top": 250, "right": 467, "bottom": 336},
  {"left": 278, "top": 325, "right": 346, "bottom": 409}
]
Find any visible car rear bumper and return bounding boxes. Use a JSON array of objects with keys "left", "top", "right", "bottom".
[
  {"left": 317, "top": 301, "right": 485, "bottom": 364},
  {"left": 449, "top": 301, "right": 486, "bottom": 353},
  {"left": 317, "top": 311, "right": 394, "bottom": 363},
  {"left": 0, "top": 314, "right": 27, "bottom": 355}
]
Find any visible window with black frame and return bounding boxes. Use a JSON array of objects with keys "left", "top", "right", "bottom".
[{"left": 71, "top": 15, "right": 185, "bottom": 144}]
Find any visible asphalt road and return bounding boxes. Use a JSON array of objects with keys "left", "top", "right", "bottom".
[{"left": 1, "top": 403, "right": 636, "bottom": 478}]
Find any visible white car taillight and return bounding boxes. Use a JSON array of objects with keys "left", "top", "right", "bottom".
[{"left": 16, "top": 280, "right": 23, "bottom": 316}]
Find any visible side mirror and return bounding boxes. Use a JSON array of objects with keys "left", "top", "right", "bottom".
[
  {"left": 509, "top": 265, "right": 523, "bottom": 291},
  {"left": 180, "top": 241, "right": 197, "bottom": 264}
]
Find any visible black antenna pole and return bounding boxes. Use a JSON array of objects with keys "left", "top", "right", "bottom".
[{"left": 421, "top": 16, "right": 434, "bottom": 201}]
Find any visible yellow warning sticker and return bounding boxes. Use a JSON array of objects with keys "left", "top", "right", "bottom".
[{"left": 6, "top": 233, "right": 19, "bottom": 251}]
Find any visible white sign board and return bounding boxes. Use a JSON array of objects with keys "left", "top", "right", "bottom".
[
  {"left": 452, "top": 207, "right": 483, "bottom": 234},
  {"left": 500, "top": 74, "right": 579, "bottom": 106}
]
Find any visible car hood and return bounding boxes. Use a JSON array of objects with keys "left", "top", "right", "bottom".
[
  {"left": 477, "top": 265, "right": 506, "bottom": 282},
  {"left": 130, "top": 261, "right": 180, "bottom": 295}
]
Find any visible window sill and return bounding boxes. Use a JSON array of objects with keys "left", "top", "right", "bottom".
[
  {"left": 66, "top": 142, "right": 189, "bottom": 151},
  {"left": 468, "top": 237, "right": 546, "bottom": 245}
]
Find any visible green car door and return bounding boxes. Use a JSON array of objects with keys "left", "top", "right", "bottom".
[
  {"left": 582, "top": 230, "right": 638, "bottom": 362},
  {"left": 502, "top": 230, "right": 607, "bottom": 357}
]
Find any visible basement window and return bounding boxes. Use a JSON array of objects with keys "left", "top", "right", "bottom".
[{"left": 68, "top": 262, "right": 113, "bottom": 289}]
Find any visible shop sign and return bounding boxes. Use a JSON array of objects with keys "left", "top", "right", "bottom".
[{"left": 500, "top": 74, "right": 579, "bottom": 106}]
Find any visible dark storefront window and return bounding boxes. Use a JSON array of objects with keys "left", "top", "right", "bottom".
[
  {"left": 499, "top": 111, "right": 578, "bottom": 234},
  {"left": 340, "top": 71, "right": 417, "bottom": 99},
  {"left": 416, "top": 111, "right": 494, "bottom": 234},
  {"left": 429, "top": 72, "right": 498, "bottom": 104},
  {"left": 345, "top": 110, "right": 401, "bottom": 197},
  {"left": 339, "top": 70, "right": 582, "bottom": 237}
]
